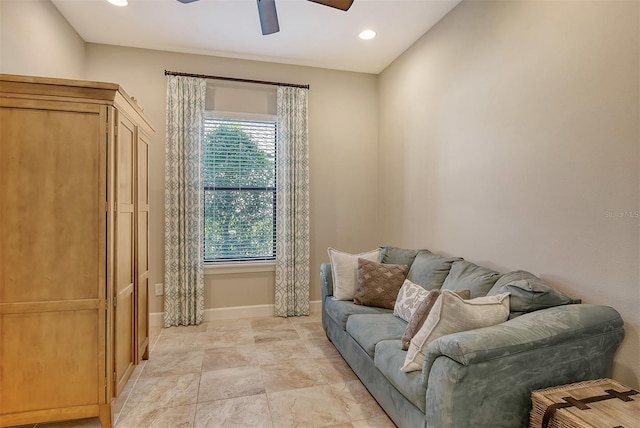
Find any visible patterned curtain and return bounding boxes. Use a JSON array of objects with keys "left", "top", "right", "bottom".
[
  {"left": 164, "top": 75, "right": 206, "bottom": 327},
  {"left": 275, "top": 86, "right": 310, "bottom": 317}
]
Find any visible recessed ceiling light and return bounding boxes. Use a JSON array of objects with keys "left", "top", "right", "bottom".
[
  {"left": 107, "top": 0, "right": 128, "bottom": 6},
  {"left": 358, "top": 29, "right": 376, "bottom": 40}
]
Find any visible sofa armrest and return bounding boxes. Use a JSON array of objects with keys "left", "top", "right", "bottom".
[
  {"left": 321, "top": 262, "right": 333, "bottom": 298},
  {"left": 421, "top": 304, "right": 624, "bottom": 383},
  {"left": 421, "top": 304, "right": 625, "bottom": 427}
]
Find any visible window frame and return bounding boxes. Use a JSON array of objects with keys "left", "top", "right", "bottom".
[{"left": 202, "top": 110, "right": 278, "bottom": 266}]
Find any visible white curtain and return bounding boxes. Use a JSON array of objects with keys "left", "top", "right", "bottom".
[
  {"left": 275, "top": 86, "right": 310, "bottom": 317},
  {"left": 164, "top": 75, "right": 207, "bottom": 327}
]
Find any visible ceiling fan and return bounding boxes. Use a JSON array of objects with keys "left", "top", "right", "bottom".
[{"left": 176, "top": 0, "right": 354, "bottom": 35}]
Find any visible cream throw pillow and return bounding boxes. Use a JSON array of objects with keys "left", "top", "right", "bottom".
[
  {"left": 400, "top": 290, "right": 510, "bottom": 372},
  {"left": 400, "top": 289, "right": 471, "bottom": 351},
  {"left": 393, "top": 279, "right": 430, "bottom": 322},
  {"left": 327, "top": 247, "right": 381, "bottom": 300}
]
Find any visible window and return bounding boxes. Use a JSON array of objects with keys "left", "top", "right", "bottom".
[{"left": 203, "top": 114, "right": 277, "bottom": 262}]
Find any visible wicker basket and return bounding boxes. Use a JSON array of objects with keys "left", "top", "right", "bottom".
[{"left": 530, "top": 378, "right": 640, "bottom": 428}]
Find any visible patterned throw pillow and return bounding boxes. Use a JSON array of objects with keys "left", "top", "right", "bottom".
[
  {"left": 394, "top": 279, "right": 430, "bottom": 322},
  {"left": 327, "top": 247, "right": 382, "bottom": 300},
  {"left": 400, "top": 289, "right": 471, "bottom": 350},
  {"left": 354, "top": 258, "right": 409, "bottom": 309},
  {"left": 401, "top": 291, "right": 510, "bottom": 372}
]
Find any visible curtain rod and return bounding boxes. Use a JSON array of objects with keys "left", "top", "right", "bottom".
[{"left": 164, "top": 70, "right": 310, "bottom": 90}]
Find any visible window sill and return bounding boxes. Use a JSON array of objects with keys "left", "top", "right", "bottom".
[{"left": 204, "top": 261, "right": 276, "bottom": 275}]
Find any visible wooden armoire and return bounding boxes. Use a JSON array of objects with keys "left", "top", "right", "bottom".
[{"left": 0, "top": 74, "right": 154, "bottom": 428}]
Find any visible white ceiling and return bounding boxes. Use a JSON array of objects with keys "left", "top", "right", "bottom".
[{"left": 51, "top": 0, "right": 461, "bottom": 74}]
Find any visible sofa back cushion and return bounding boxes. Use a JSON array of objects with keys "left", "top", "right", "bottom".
[
  {"left": 380, "top": 246, "right": 425, "bottom": 268},
  {"left": 487, "top": 270, "right": 580, "bottom": 313},
  {"left": 406, "top": 251, "right": 462, "bottom": 291},
  {"left": 441, "top": 260, "right": 503, "bottom": 298}
]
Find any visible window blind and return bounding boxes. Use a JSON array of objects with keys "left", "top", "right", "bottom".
[{"left": 203, "top": 116, "right": 277, "bottom": 262}]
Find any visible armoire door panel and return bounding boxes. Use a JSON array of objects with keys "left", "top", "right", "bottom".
[
  {"left": 113, "top": 114, "right": 136, "bottom": 397},
  {"left": 116, "top": 213, "right": 134, "bottom": 293},
  {"left": 138, "top": 213, "right": 149, "bottom": 273},
  {"left": 136, "top": 275, "right": 149, "bottom": 360},
  {"left": 114, "top": 289, "right": 134, "bottom": 393},
  {"left": 138, "top": 135, "right": 149, "bottom": 206},
  {"left": 136, "top": 131, "right": 151, "bottom": 361},
  {"left": 0, "top": 107, "right": 102, "bottom": 303},
  {"left": 0, "top": 310, "right": 100, "bottom": 414},
  {"left": 116, "top": 119, "right": 135, "bottom": 205}
]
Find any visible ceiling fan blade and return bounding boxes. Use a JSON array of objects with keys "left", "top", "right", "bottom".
[
  {"left": 257, "top": 0, "right": 280, "bottom": 35},
  {"left": 176, "top": 0, "right": 199, "bottom": 3},
  {"left": 306, "top": 0, "right": 354, "bottom": 11}
]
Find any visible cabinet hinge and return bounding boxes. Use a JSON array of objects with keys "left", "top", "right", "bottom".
[
  {"left": 114, "top": 124, "right": 118, "bottom": 137},
  {"left": 113, "top": 370, "right": 117, "bottom": 380},
  {"left": 113, "top": 296, "right": 117, "bottom": 307}
]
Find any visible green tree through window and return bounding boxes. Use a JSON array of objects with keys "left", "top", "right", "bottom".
[{"left": 203, "top": 118, "right": 276, "bottom": 261}]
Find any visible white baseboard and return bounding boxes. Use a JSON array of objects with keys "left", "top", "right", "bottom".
[{"left": 150, "top": 300, "right": 322, "bottom": 327}]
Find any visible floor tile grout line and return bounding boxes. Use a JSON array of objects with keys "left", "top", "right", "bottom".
[{"left": 191, "top": 366, "right": 202, "bottom": 428}]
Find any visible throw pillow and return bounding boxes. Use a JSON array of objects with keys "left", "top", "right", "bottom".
[
  {"left": 487, "top": 270, "right": 580, "bottom": 313},
  {"left": 400, "top": 289, "right": 471, "bottom": 351},
  {"left": 393, "top": 279, "right": 430, "bottom": 322},
  {"left": 406, "top": 251, "right": 463, "bottom": 291},
  {"left": 327, "top": 247, "right": 381, "bottom": 301},
  {"left": 441, "top": 260, "right": 502, "bottom": 298},
  {"left": 354, "top": 258, "right": 409, "bottom": 309},
  {"left": 401, "top": 290, "right": 510, "bottom": 372}
]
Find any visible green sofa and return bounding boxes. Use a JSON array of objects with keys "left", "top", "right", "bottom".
[{"left": 320, "top": 249, "right": 625, "bottom": 428}]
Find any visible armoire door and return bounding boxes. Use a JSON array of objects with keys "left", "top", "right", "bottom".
[
  {"left": 0, "top": 98, "right": 109, "bottom": 425},
  {"left": 136, "top": 130, "right": 151, "bottom": 361},
  {"left": 113, "top": 112, "right": 136, "bottom": 396}
]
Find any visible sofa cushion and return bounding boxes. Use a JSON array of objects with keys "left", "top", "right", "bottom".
[
  {"left": 324, "top": 297, "right": 392, "bottom": 331},
  {"left": 374, "top": 340, "right": 427, "bottom": 412},
  {"left": 328, "top": 247, "right": 381, "bottom": 300},
  {"left": 406, "top": 251, "right": 463, "bottom": 291},
  {"left": 346, "top": 314, "right": 406, "bottom": 358},
  {"left": 441, "top": 260, "right": 502, "bottom": 298},
  {"left": 354, "top": 258, "right": 409, "bottom": 309},
  {"left": 401, "top": 289, "right": 471, "bottom": 351},
  {"left": 401, "top": 291, "right": 510, "bottom": 372},
  {"left": 380, "top": 246, "right": 424, "bottom": 268},
  {"left": 487, "top": 270, "right": 580, "bottom": 313}
]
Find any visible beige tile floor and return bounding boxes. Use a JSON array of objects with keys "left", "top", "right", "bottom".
[{"left": 23, "top": 314, "right": 396, "bottom": 428}]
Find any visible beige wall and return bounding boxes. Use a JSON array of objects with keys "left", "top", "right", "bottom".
[
  {"left": 83, "top": 43, "right": 380, "bottom": 314},
  {"left": 0, "top": 0, "right": 85, "bottom": 79},
  {"left": 379, "top": 0, "right": 639, "bottom": 388}
]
